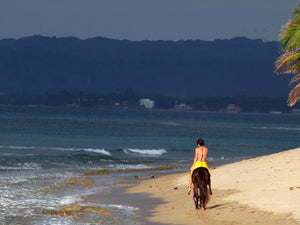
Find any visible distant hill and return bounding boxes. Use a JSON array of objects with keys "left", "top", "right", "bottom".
[{"left": 0, "top": 35, "right": 293, "bottom": 97}]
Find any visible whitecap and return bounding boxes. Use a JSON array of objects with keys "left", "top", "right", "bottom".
[
  {"left": 49, "top": 147, "right": 112, "bottom": 156},
  {"left": 52, "top": 147, "right": 80, "bottom": 151},
  {"left": 83, "top": 148, "right": 111, "bottom": 156},
  {"left": 0, "top": 145, "right": 38, "bottom": 150},
  {"left": 206, "top": 157, "right": 215, "bottom": 162},
  {"left": 124, "top": 148, "right": 167, "bottom": 156},
  {"left": 0, "top": 162, "right": 41, "bottom": 171},
  {"left": 0, "top": 146, "right": 112, "bottom": 156},
  {"left": 160, "top": 122, "right": 182, "bottom": 126},
  {"left": 252, "top": 126, "right": 300, "bottom": 131}
]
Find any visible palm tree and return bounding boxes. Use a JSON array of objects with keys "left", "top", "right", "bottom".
[{"left": 275, "top": 3, "right": 300, "bottom": 106}]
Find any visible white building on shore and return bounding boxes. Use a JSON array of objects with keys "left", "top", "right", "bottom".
[
  {"left": 139, "top": 98, "right": 155, "bottom": 109},
  {"left": 174, "top": 103, "right": 192, "bottom": 110},
  {"left": 227, "top": 104, "right": 240, "bottom": 113}
]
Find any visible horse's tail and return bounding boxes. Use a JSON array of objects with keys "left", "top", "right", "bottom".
[{"left": 199, "top": 168, "right": 209, "bottom": 204}]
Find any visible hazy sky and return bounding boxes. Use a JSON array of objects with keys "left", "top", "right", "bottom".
[{"left": 1, "top": 0, "right": 299, "bottom": 41}]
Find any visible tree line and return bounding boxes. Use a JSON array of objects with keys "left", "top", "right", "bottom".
[{"left": 0, "top": 90, "right": 298, "bottom": 113}]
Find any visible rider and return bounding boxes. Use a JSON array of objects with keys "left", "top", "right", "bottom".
[{"left": 188, "top": 138, "right": 210, "bottom": 195}]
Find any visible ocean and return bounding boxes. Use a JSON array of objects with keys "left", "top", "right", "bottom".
[{"left": 1, "top": 106, "right": 300, "bottom": 224}]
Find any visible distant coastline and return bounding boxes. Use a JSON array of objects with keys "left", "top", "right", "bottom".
[
  {"left": 1, "top": 94, "right": 300, "bottom": 115},
  {"left": 0, "top": 98, "right": 300, "bottom": 116}
]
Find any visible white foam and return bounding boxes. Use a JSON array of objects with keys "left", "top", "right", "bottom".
[
  {"left": 22, "top": 162, "right": 41, "bottom": 170},
  {"left": 253, "top": 126, "right": 300, "bottom": 131},
  {"left": 160, "top": 122, "right": 182, "bottom": 126},
  {"left": 107, "top": 204, "right": 139, "bottom": 211},
  {"left": 105, "top": 204, "right": 139, "bottom": 215},
  {"left": 58, "top": 195, "right": 78, "bottom": 205},
  {"left": 7, "top": 177, "right": 28, "bottom": 184},
  {"left": 115, "top": 164, "right": 150, "bottom": 170},
  {"left": 206, "top": 157, "right": 215, "bottom": 162},
  {"left": 52, "top": 147, "right": 80, "bottom": 151},
  {"left": 50, "top": 147, "right": 112, "bottom": 156},
  {"left": 0, "top": 145, "right": 38, "bottom": 150},
  {"left": 124, "top": 148, "right": 167, "bottom": 156},
  {"left": 0, "top": 162, "right": 41, "bottom": 171},
  {"left": 83, "top": 148, "right": 111, "bottom": 156},
  {"left": 0, "top": 145, "right": 112, "bottom": 156}
]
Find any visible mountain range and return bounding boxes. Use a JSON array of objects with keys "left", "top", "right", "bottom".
[{"left": 0, "top": 35, "right": 293, "bottom": 97}]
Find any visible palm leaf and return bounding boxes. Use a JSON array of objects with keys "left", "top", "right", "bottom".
[
  {"left": 280, "top": 19, "right": 294, "bottom": 40},
  {"left": 277, "top": 4, "right": 300, "bottom": 106},
  {"left": 274, "top": 51, "right": 300, "bottom": 73},
  {"left": 289, "top": 74, "right": 300, "bottom": 85},
  {"left": 292, "top": 3, "right": 300, "bottom": 18},
  {"left": 280, "top": 17, "right": 300, "bottom": 51},
  {"left": 287, "top": 80, "right": 300, "bottom": 106},
  {"left": 281, "top": 4, "right": 300, "bottom": 39}
]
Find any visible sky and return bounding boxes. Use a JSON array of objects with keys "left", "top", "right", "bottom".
[{"left": 1, "top": 0, "right": 299, "bottom": 41}]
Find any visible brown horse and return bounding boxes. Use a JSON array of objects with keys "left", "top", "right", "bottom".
[{"left": 191, "top": 167, "right": 212, "bottom": 209}]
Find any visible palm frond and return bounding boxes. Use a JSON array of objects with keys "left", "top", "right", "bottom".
[
  {"left": 280, "top": 17, "right": 300, "bottom": 51},
  {"left": 280, "top": 19, "right": 293, "bottom": 38},
  {"left": 277, "top": 4, "right": 300, "bottom": 107},
  {"left": 287, "top": 80, "right": 300, "bottom": 106},
  {"left": 274, "top": 51, "right": 300, "bottom": 73},
  {"left": 292, "top": 3, "right": 300, "bottom": 18},
  {"left": 289, "top": 74, "right": 300, "bottom": 85}
]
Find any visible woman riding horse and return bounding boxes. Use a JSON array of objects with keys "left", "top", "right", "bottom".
[{"left": 188, "top": 138, "right": 212, "bottom": 195}]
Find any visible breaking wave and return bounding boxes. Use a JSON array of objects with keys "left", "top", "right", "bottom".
[
  {"left": 123, "top": 148, "right": 167, "bottom": 156},
  {"left": 0, "top": 146, "right": 111, "bottom": 156}
]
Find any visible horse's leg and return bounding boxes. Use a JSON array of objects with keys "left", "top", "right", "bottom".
[
  {"left": 202, "top": 197, "right": 206, "bottom": 210},
  {"left": 193, "top": 185, "right": 198, "bottom": 209},
  {"left": 208, "top": 176, "right": 212, "bottom": 195},
  {"left": 199, "top": 195, "right": 201, "bottom": 209},
  {"left": 199, "top": 188, "right": 205, "bottom": 210}
]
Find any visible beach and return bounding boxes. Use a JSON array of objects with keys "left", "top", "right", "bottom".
[{"left": 125, "top": 148, "right": 300, "bottom": 224}]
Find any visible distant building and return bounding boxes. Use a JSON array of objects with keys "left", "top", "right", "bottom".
[
  {"left": 290, "top": 108, "right": 300, "bottom": 113},
  {"left": 175, "top": 103, "right": 192, "bottom": 110},
  {"left": 227, "top": 104, "right": 240, "bottom": 113},
  {"left": 270, "top": 110, "right": 282, "bottom": 114},
  {"left": 139, "top": 99, "right": 154, "bottom": 109}
]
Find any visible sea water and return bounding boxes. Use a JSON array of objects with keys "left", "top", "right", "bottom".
[{"left": 0, "top": 106, "right": 300, "bottom": 224}]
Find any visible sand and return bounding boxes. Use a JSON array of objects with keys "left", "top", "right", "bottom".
[{"left": 126, "top": 148, "right": 300, "bottom": 225}]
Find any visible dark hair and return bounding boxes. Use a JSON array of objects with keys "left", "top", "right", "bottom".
[{"left": 197, "top": 139, "right": 205, "bottom": 146}]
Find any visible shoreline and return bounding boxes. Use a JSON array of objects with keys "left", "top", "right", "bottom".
[
  {"left": 2, "top": 104, "right": 300, "bottom": 116},
  {"left": 123, "top": 148, "right": 300, "bottom": 224}
]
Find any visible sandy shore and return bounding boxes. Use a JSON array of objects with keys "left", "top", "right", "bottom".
[{"left": 126, "top": 148, "right": 300, "bottom": 224}]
